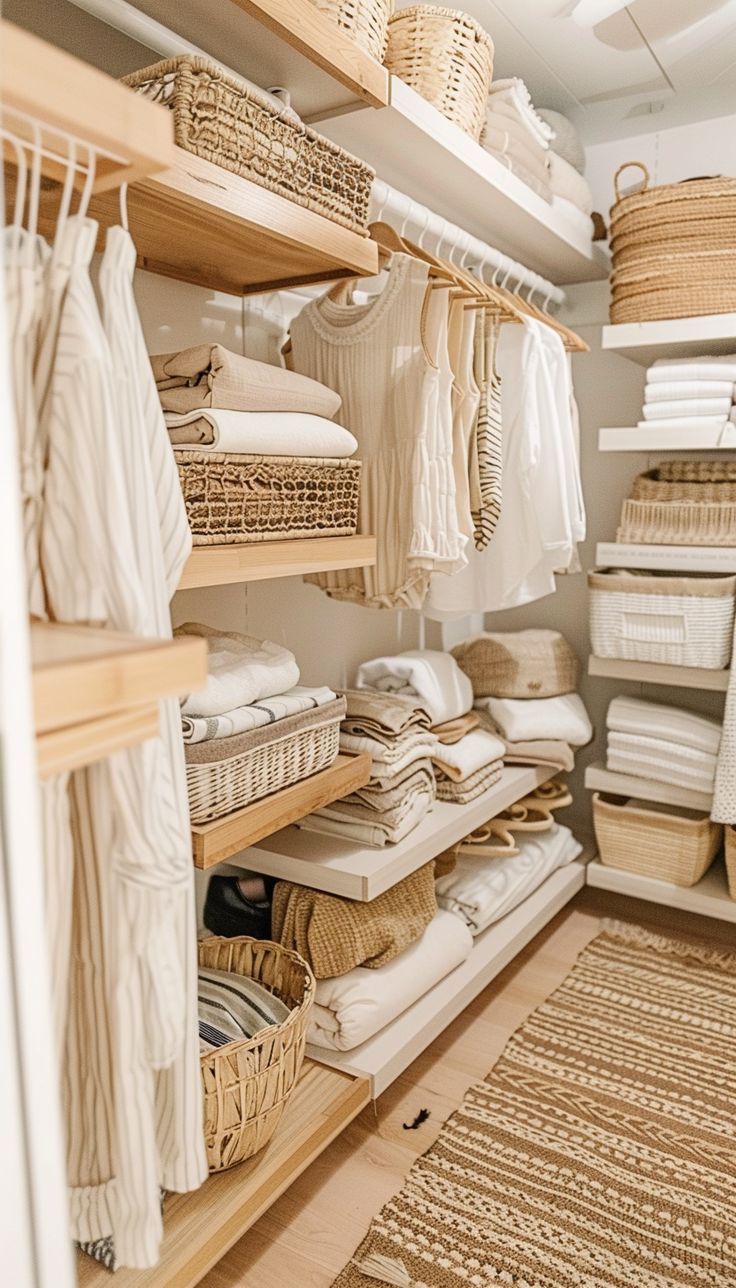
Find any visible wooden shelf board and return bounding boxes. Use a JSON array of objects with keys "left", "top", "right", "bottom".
[
  {"left": 597, "top": 541, "right": 736, "bottom": 573},
  {"left": 0, "top": 19, "right": 174, "bottom": 190},
  {"left": 585, "top": 761, "right": 712, "bottom": 812},
  {"left": 38, "top": 705, "right": 160, "bottom": 779},
  {"left": 588, "top": 654, "right": 730, "bottom": 692},
  {"left": 316, "top": 78, "right": 609, "bottom": 286},
  {"left": 75, "top": 1059, "right": 370, "bottom": 1288},
  {"left": 192, "top": 752, "right": 373, "bottom": 868},
  {"left": 230, "top": 765, "right": 557, "bottom": 900},
  {"left": 178, "top": 535, "right": 377, "bottom": 590},
  {"left": 31, "top": 623, "right": 206, "bottom": 734},
  {"left": 602, "top": 314, "right": 736, "bottom": 366},
  {"left": 308, "top": 858, "right": 588, "bottom": 1096},
  {"left": 587, "top": 856, "right": 736, "bottom": 923},
  {"left": 599, "top": 425, "right": 736, "bottom": 452},
  {"left": 88, "top": 148, "right": 378, "bottom": 296}
]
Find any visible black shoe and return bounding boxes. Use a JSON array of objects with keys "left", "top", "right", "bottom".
[{"left": 203, "top": 876, "right": 272, "bottom": 940}]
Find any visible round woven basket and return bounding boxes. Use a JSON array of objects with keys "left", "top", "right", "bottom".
[
  {"left": 385, "top": 5, "right": 494, "bottom": 140},
  {"left": 198, "top": 936, "right": 315, "bottom": 1173},
  {"left": 313, "top": 0, "right": 394, "bottom": 61}
]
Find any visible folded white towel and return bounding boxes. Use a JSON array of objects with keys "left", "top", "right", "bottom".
[
  {"left": 487, "top": 81, "right": 554, "bottom": 148},
  {"left": 636, "top": 416, "right": 729, "bottom": 432},
  {"left": 644, "top": 380, "right": 735, "bottom": 403},
  {"left": 548, "top": 152, "right": 593, "bottom": 215},
  {"left": 178, "top": 623, "right": 300, "bottom": 718},
  {"left": 481, "top": 123, "right": 550, "bottom": 183},
  {"left": 356, "top": 650, "right": 473, "bottom": 726},
  {"left": 436, "top": 824, "right": 582, "bottom": 936},
  {"left": 165, "top": 408, "right": 357, "bottom": 457},
  {"left": 182, "top": 684, "right": 337, "bottom": 743},
  {"left": 648, "top": 357, "right": 736, "bottom": 384},
  {"left": 475, "top": 693, "right": 592, "bottom": 746},
  {"left": 308, "top": 911, "right": 473, "bottom": 1050},
  {"left": 608, "top": 730, "right": 717, "bottom": 781},
  {"left": 431, "top": 729, "right": 506, "bottom": 782},
  {"left": 606, "top": 695, "right": 722, "bottom": 755},
  {"left": 607, "top": 750, "right": 714, "bottom": 795},
  {"left": 484, "top": 107, "right": 550, "bottom": 168},
  {"left": 642, "top": 398, "right": 733, "bottom": 420}
]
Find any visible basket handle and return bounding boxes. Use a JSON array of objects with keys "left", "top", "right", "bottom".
[{"left": 614, "top": 161, "right": 650, "bottom": 201}]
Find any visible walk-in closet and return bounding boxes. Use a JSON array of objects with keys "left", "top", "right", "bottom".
[{"left": 2, "top": 3, "right": 736, "bottom": 1286}]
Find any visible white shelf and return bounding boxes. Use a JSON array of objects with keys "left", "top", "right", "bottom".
[
  {"left": 602, "top": 314, "right": 736, "bottom": 366},
  {"left": 585, "top": 761, "right": 712, "bottom": 812},
  {"left": 307, "top": 858, "right": 587, "bottom": 1096},
  {"left": 599, "top": 425, "right": 736, "bottom": 453},
  {"left": 588, "top": 655, "right": 730, "bottom": 693},
  {"left": 597, "top": 541, "right": 736, "bottom": 573},
  {"left": 587, "top": 857, "right": 736, "bottom": 923},
  {"left": 228, "top": 764, "right": 555, "bottom": 900},
  {"left": 316, "top": 78, "right": 609, "bottom": 286}
]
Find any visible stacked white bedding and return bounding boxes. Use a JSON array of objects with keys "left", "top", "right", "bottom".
[
  {"left": 606, "top": 696, "right": 722, "bottom": 794},
  {"left": 638, "top": 356, "right": 736, "bottom": 436},
  {"left": 474, "top": 692, "right": 592, "bottom": 747},
  {"left": 482, "top": 78, "right": 554, "bottom": 203}
]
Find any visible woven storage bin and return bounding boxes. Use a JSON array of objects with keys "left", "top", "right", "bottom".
[
  {"left": 313, "top": 0, "right": 394, "bottom": 60},
  {"left": 617, "top": 498, "right": 736, "bottom": 546},
  {"left": 725, "top": 826, "right": 736, "bottom": 900},
  {"left": 633, "top": 463, "right": 736, "bottom": 504},
  {"left": 451, "top": 630, "right": 580, "bottom": 699},
  {"left": 174, "top": 451, "right": 361, "bottom": 545},
  {"left": 609, "top": 163, "right": 736, "bottom": 322},
  {"left": 198, "top": 936, "right": 315, "bottom": 1172},
  {"left": 588, "top": 567, "right": 736, "bottom": 669},
  {"left": 385, "top": 6, "right": 493, "bottom": 141},
  {"left": 186, "top": 712, "right": 341, "bottom": 824},
  {"left": 124, "top": 57, "right": 374, "bottom": 233},
  {"left": 593, "top": 793, "right": 722, "bottom": 886}
]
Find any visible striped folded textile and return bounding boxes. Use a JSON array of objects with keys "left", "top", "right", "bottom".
[
  {"left": 435, "top": 759, "right": 503, "bottom": 804},
  {"left": 198, "top": 966, "right": 291, "bottom": 1054}
]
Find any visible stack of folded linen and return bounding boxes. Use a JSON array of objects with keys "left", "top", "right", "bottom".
[
  {"left": 606, "top": 696, "right": 722, "bottom": 795},
  {"left": 536, "top": 108, "right": 593, "bottom": 236},
  {"left": 638, "top": 355, "right": 736, "bottom": 436},
  {"left": 436, "top": 823, "right": 582, "bottom": 936},
  {"left": 482, "top": 78, "right": 554, "bottom": 202},
  {"left": 431, "top": 729, "right": 506, "bottom": 804},
  {"left": 299, "top": 690, "right": 438, "bottom": 847}
]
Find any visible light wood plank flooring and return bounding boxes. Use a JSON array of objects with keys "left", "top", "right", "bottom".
[{"left": 202, "top": 887, "right": 736, "bottom": 1288}]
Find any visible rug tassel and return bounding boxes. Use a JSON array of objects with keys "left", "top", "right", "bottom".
[{"left": 353, "top": 1252, "right": 413, "bottom": 1286}]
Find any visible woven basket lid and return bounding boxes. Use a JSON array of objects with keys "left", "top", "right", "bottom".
[{"left": 452, "top": 629, "right": 580, "bottom": 700}]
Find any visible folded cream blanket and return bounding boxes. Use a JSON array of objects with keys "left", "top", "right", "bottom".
[
  {"left": 165, "top": 408, "right": 357, "bottom": 458},
  {"left": 435, "top": 759, "right": 503, "bottom": 804},
  {"left": 475, "top": 693, "right": 592, "bottom": 747},
  {"left": 606, "top": 695, "right": 722, "bottom": 755},
  {"left": 341, "top": 688, "right": 432, "bottom": 737},
  {"left": 356, "top": 650, "right": 473, "bottom": 726},
  {"left": 642, "top": 399, "right": 732, "bottom": 420},
  {"left": 548, "top": 151, "right": 593, "bottom": 215},
  {"left": 486, "top": 81, "right": 554, "bottom": 148},
  {"left": 182, "top": 683, "right": 338, "bottom": 743},
  {"left": 339, "top": 729, "right": 440, "bottom": 776},
  {"left": 607, "top": 730, "right": 717, "bottom": 775},
  {"left": 152, "top": 343, "right": 341, "bottom": 418},
  {"left": 432, "top": 729, "right": 506, "bottom": 782},
  {"left": 298, "top": 783, "right": 433, "bottom": 847},
  {"left": 272, "top": 862, "right": 436, "bottom": 979},
  {"left": 607, "top": 751, "right": 714, "bottom": 795},
  {"left": 482, "top": 123, "right": 550, "bottom": 184},
  {"left": 177, "top": 623, "right": 300, "bottom": 718},
  {"left": 307, "top": 911, "right": 473, "bottom": 1050},
  {"left": 647, "top": 356, "right": 736, "bottom": 384},
  {"left": 436, "top": 824, "right": 582, "bottom": 935},
  {"left": 645, "top": 380, "right": 734, "bottom": 402}
]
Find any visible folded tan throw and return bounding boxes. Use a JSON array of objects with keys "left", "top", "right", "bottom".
[
  {"left": 435, "top": 760, "right": 503, "bottom": 804},
  {"left": 340, "top": 688, "right": 432, "bottom": 737},
  {"left": 152, "top": 343, "right": 341, "bottom": 419},
  {"left": 272, "top": 862, "right": 437, "bottom": 978},
  {"left": 432, "top": 711, "right": 481, "bottom": 745}
]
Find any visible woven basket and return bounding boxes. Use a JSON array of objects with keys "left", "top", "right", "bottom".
[
  {"left": 313, "top": 0, "right": 394, "bottom": 60},
  {"left": 186, "top": 711, "right": 341, "bottom": 823},
  {"left": 617, "top": 498, "right": 736, "bottom": 545},
  {"left": 633, "top": 463, "right": 736, "bottom": 503},
  {"left": 174, "top": 452, "right": 361, "bottom": 545},
  {"left": 198, "top": 936, "right": 315, "bottom": 1172},
  {"left": 588, "top": 567, "right": 736, "bottom": 669},
  {"left": 385, "top": 6, "right": 493, "bottom": 140},
  {"left": 124, "top": 57, "right": 374, "bottom": 233},
  {"left": 725, "top": 826, "right": 736, "bottom": 900},
  {"left": 593, "top": 793, "right": 722, "bottom": 886},
  {"left": 451, "top": 630, "right": 580, "bottom": 699}
]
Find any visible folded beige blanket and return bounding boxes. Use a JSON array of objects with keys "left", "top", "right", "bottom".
[
  {"left": 152, "top": 343, "right": 341, "bottom": 418},
  {"left": 272, "top": 862, "right": 437, "bottom": 978},
  {"left": 432, "top": 711, "right": 481, "bottom": 745},
  {"left": 300, "top": 781, "right": 434, "bottom": 846},
  {"left": 436, "top": 759, "right": 503, "bottom": 804},
  {"left": 184, "top": 698, "right": 345, "bottom": 764},
  {"left": 346, "top": 761, "right": 435, "bottom": 813},
  {"left": 341, "top": 688, "right": 432, "bottom": 737},
  {"left": 340, "top": 728, "right": 440, "bottom": 769}
]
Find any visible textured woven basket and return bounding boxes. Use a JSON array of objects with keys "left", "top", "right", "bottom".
[
  {"left": 617, "top": 498, "right": 736, "bottom": 545},
  {"left": 198, "top": 936, "right": 315, "bottom": 1172},
  {"left": 633, "top": 463, "right": 736, "bottom": 503},
  {"left": 725, "top": 826, "right": 736, "bottom": 900},
  {"left": 588, "top": 568, "right": 736, "bottom": 669},
  {"left": 313, "top": 0, "right": 394, "bottom": 60},
  {"left": 174, "top": 451, "right": 361, "bottom": 545},
  {"left": 451, "top": 630, "right": 580, "bottom": 699},
  {"left": 124, "top": 57, "right": 374, "bottom": 233},
  {"left": 186, "top": 712, "right": 341, "bottom": 823},
  {"left": 593, "top": 793, "right": 722, "bottom": 886},
  {"left": 385, "top": 6, "right": 493, "bottom": 140}
]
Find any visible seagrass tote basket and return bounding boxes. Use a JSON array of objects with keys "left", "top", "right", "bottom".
[
  {"left": 124, "top": 56, "right": 375, "bottom": 233},
  {"left": 313, "top": 0, "right": 394, "bottom": 60},
  {"left": 385, "top": 6, "right": 494, "bottom": 140},
  {"left": 593, "top": 793, "right": 722, "bottom": 886},
  {"left": 198, "top": 936, "right": 315, "bottom": 1172}
]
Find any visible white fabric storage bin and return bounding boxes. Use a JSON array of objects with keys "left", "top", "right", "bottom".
[{"left": 588, "top": 567, "right": 736, "bottom": 669}]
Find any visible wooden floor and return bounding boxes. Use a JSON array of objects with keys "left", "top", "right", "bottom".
[{"left": 201, "top": 887, "right": 736, "bottom": 1288}]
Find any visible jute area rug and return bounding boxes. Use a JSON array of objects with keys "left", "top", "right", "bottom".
[{"left": 332, "top": 924, "right": 736, "bottom": 1288}]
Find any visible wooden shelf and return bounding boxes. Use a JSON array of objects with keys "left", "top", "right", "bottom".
[
  {"left": 230, "top": 765, "right": 557, "bottom": 900},
  {"left": 597, "top": 541, "right": 736, "bottom": 573},
  {"left": 308, "top": 858, "right": 587, "bottom": 1096},
  {"left": 178, "top": 535, "right": 377, "bottom": 590},
  {"left": 599, "top": 425, "right": 736, "bottom": 452},
  {"left": 585, "top": 760, "right": 712, "bottom": 812},
  {"left": 602, "top": 314, "right": 736, "bottom": 366},
  {"left": 88, "top": 147, "right": 379, "bottom": 296},
  {"left": 0, "top": 19, "right": 174, "bottom": 190},
  {"left": 588, "top": 655, "right": 730, "bottom": 693},
  {"left": 76, "top": 1059, "right": 370, "bottom": 1288},
  {"left": 192, "top": 752, "right": 372, "bottom": 868},
  {"left": 587, "top": 856, "right": 736, "bottom": 923},
  {"left": 317, "top": 78, "right": 609, "bottom": 286}
]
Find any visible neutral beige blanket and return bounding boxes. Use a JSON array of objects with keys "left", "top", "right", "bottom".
[
  {"left": 341, "top": 688, "right": 432, "bottom": 736},
  {"left": 152, "top": 343, "right": 341, "bottom": 418}
]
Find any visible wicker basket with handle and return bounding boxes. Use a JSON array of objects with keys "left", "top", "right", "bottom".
[
  {"left": 588, "top": 567, "right": 736, "bottom": 669},
  {"left": 385, "top": 5, "right": 494, "bottom": 140},
  {"left": 313, "top": 0, "right": 394, "bottom": 60},
  {"left": 593, "top": 793, "right": 722, "bottom": 886},
  {"left": 199, "top": 936, "right": 315, "bottom": 1172}
]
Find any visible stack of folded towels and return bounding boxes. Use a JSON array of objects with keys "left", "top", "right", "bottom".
[
  {"left": 638, "top": 355, "right": 736, "bottom": 438},
  {"left": 482, "top": 78, "right": 554, "bottom": 203},
  {"left": 537, "top": 107, "right": 594, "bottom": 238},
  {"left": 606, "top": 696, "right": 722, "bottom": 796}
]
